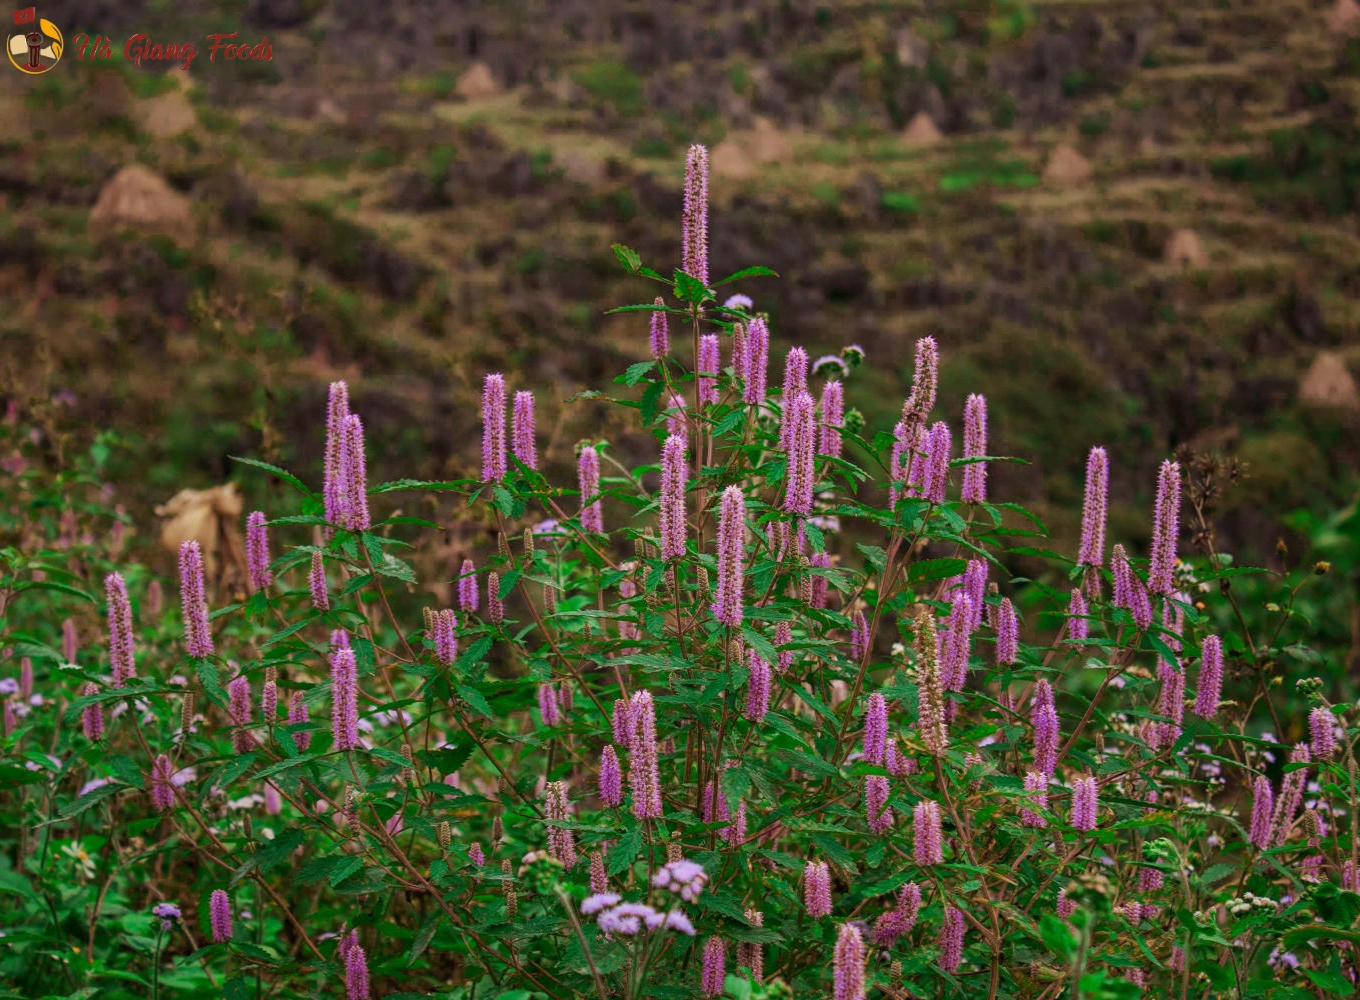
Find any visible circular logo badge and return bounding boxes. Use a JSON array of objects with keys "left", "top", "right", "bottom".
[{"left": 7, "top": 15, "right": 62, "bottom": 74}]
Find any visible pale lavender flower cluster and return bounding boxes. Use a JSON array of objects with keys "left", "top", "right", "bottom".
[
  {"left": 105, "top": 572, "right": 136, "bottom": 685},
  {"left": 245, "top": 511, "right": 271, "bottom": 592},
  {"left": 578, "top": 445, "right": 604, "bottom": 534},
  {"left": 482, "top": 374, "right": 507, "bottom": 482},
  {"left": 712, "top": 486, "right": 745, "bottom": 627},
  {"left": 660, "top": 434, "right": 687, "bottom": 560},
  {"left": 512, "top": 391, "right": 537, "bottom": 471},
  {"left": 330, "top": 644, "right": 359, "bottom": 752},
  {"left": 698, "top": 334, "right": 721, "bottom": 405},
  {"left": 653, "top": 858, "right": 708, "bottom": 902},
  {"left": 177, "top": 543, "right": 213, "bottom": 659},
  {"left": 682, "top": 145, "right": 709, "bottom": 286},
  {"left": 914, "top": 799, "right": 945, "bottom": 864}
]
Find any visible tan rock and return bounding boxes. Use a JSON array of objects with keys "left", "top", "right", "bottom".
[
  {"left": 555, "top": 148, "right": 606, "bottom": 186},
  {"left": 747, "top": 116, "right": 792, "bottom": 164},
  {"left": 455, "top": 61, "right": 502, "bottom": 100},
  {"left": 1043, "top": 143, "right": 1093, "bottom": 185},
  {"left": 136, "top": 90, "right": 197, "bottom": 138},
  {"left": 155, "top": 483, "right": 247, "bottom": 594},
  {"left": 901, "top": 111, "right": 943, "bottom": 148},
  {"left": 1327, "top": 0, "right": 1360, "bottom": 35},
  {"left": 1299, "top": 351, "right": 1360, "bottom": 410},
  {"left": 711, "top": 138, "right": 756, "bottom": 179},
  {"left": 314, "top": 96, "right": 347, "bottom": 126},
  {"left": 1164, "top": 228, "right": 1208, "bottom": 268},
  {"left": 87, "top": 165, "right": 195, "bottom": 243}
]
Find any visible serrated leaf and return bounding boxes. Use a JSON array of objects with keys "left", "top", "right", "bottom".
[
  {"left": 329, "top": 856, "right": 364, "bottom": 888},
  {"left": 408, "top": 913, "right": 443, "bottom": 965},
  {"left": 229, "top": 456, "right": 311, "bottom": 496},
  {"left": 714, "top": 265, "right": 778, "bottom": 286},
  {"left": 58, "top": 782, "right": 122, "bottom": 818},
  {"left": 612, "top": 243, "right": 641, "bottom": 273},
  {"left": 607, "top": 824, "right": 642, "bottom": 876},
  {"left": 908, "top": 558, "right": 968, "bottom": 583},
  {"left": 457, "top": 684, "right": 494, "bottom": 718},
  {"left": 621, "top": 361, "right": 656, "bottom": 386}
]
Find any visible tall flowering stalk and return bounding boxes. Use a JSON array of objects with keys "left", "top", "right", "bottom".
[
  {"left": 783, "top": 392, "right": 817, "bottom": 515},
  {"left": 1032, "top": 679, "right": 1059, "bottom": 776},
  {"left": 81, "top": 683, "right": 103, "bottom": 741},
  {"left": 482, "top": 373, "right": 507, "bottom": 483},
  {"left": 660, "top": 433, "right": 687, "bottom": 560},
  {"left": 819, "top": 378, "right": 844, "bottom": 458},
  {"left": 345, "top": 944, "right": 371, "bottom": 1000},
  {"left": 1148, "top": 460, "right": 1181, "bottom": 595},
  {"left": 863, "top": 692, "right": 888, "bottom": 766},
  {"left": 105, "top": 572, "right": 136, "bottom": 685},
  {"left": 433, "top": 609, "right": 457, "bottom": 666},
  {"left": 914, "top": 799, "right": 944, "bottom": 864},
  {"left": 538, "top": 683, "right": 561, "bottom": 727},
  {"left": 178, "top": 541, "right": 213, "bottom": 658},
  {"left": 920, "top": 421, "right": 951, "bottom": 504},
  {"left": 544, "top": 780, "right": 578, "bottom": 869},
  {"left": 650, "top": 298, "right": 669, "bottom": 359},
  {"left": 150, "top": 754, "right": 174, "bottom": 812},
  {"left": 1077, "top": 446, "right": 1109, "bottom": 580},
  {"left": 227, "top": 675, "right": 253, "bottom": 753},
  {"left": 1021, "top": 771, "right": 1048, "bottom": 827},
  {"left": 700, "top": 935, "right": 724, "bottom": 997},
  {"left": 245, "top": 511, "right": 271, "bottom": 592},
  {"left": 309, "top": 551, "right": 329, "bottom": 610},
  {"left": 331, "top": 646, "right": 359, "bottom": 752},
  {"left": 1309, "top": 707, "right": 1337, "bottom": 759},
  {"left": 512, "top": 391, "right": 537, "bottom": 470},
  {"left": 1249, "top": 775, "right": 1274, "bottom": 850},
  {"left": 1071, "top": 776, "right": 1099, "bottom": 831},
  {"left": 915, "top": 611, "right": 947, "bottom": 756},
  {"left": 939, "top": 908, "right": 964, "bottom": 974},
  {"left": 865, "top": 775, "right": 893, "bottom": 833},
  {"left": 208, "top": 890, "right": 232, "bottom": 943},
  {"left": 698, "top": 334, "right": 721, "bottom": 405},
  {"left": 578, "top": 445, "right": 603, "bottom": 533},
  {"left": 833, "top": 923, "right": 866, "bottom": 1000},
  {"left": 458, "top": 559, "right": 478, "bottom": 613},
  {"left": 288, "top": 693, "right": 311, "bottom": 752},
  {"left": 323, "top": 380, "right": 350, "bottom": 527},
  {"left": 1194, "top": 634, "right": 1223, "bottom": 718},
  {"left": 712, "top": 486, "right": 745, "bottom": 627},
  {"left": 340, "top": 414, "right": 371, "bottom": 531},
  {"left": 1067, "top": 589, "right": 1089, "bottom": 642},
  {"left": 744, "top": 650, "right": 771, "bottom": 723},
  {"left": 682, "top": 145, "right": 709, "bottom": 286},
  {"left": 628, "top": 690, "right": 663, "bottom": 819},
  {"left": 961, "top": 393, "right": 987, "bottom": 502},
  {"left": 599, "top": 745, "right": 623, "bottom": 807},
  {"left": 779, "top": 347, "right": 810, "bottom": 450},
  {"left": 742, "top": 318, "right": 769, "bottom": 405},
  {"left": 995, "top": 597, "right": 1018, "bottom": 665},
  {"left": 804, "top": 860, "right": 832, "bottom": 917}
]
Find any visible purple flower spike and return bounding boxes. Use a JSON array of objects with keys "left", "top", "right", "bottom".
[
  {"left": 545, "top": 780, "right": 578, "bottom": 869},
  {"left": 865, "top": 774, "right": 893, "bottom": 834},
  {"left": 1310, "top": 707, "right": 1337, "bottom": 759},
  {"left": 81, "top": 683, "right": 103, "bottom": 741},
  {"left": 650, "top": 298, "right": 669, "bottom": 359},
  {"left": 1249, "top": 775, "right": 1274, "bottom": 849},
  {"left": 458, "top": 559, "right": 478, "bottom": 613},
  {"left": 1071, "top": 776, "right": 1099, "bottom": 831},
  {"left": 288, "top": 692, "right": 311, "bottom": 751},
  {"left": 433, "top": 609, "right": 458, "bottom": 666},
  {"left": 340, "top": 415, "right": 371, "bottom": 531},
  {"left": 481, "top": 374, "right": 507, "bottom": 483},
  {"left": 698, "top": 334, "right": 721, "bottom": 406},
  {"left": 487, "top": 572, "right": 504, "bottom": 625},
  {"left": 701, "top": 935, "right": 725, "bottom": 998},
  {"left": 105, "top": 572, "right": 136, "bottom": 686},
  {"left": 600, "top": 744, "right": 623, "bottom": 807},
  {"left": 1020, "top": 771, "right": 1048, "bottom": 827},
  {"left": 660, "top": 434, "right": 688, "bottom": 561},
  {"left": 1078, "top": 447, "right": 1109, "bottom": 571},
  {"left": 208, "top": 889, "right": 232, "bottom": 943},
  {"left": 804, "top": 860, "right": 832, "bottom": 918},
  {"left": 612, "top": 698, "right": 633, "bottom": 749},
  {"left": 902, "top": 337, "right": 939, "bottom": 432},
  {"left": 309, "top": 551, "right": 329, "bottom": 610},
  {"left": 742, "top": 318, "right": 769, "bottom": 405},
  {"left": 808, "top": 551, "right": 830, "bottom": 610},
  {"left": 961, "top": 393, "right": 987, "bottom": 503},
  {"left": 863, "top": 693, "right": 887, "bottom": 766},
  {"left": 538, "top": 683, "right": 561, "bottom": 727},
  {"left": 1112, "top": 545, "right": 1152, "bottom": 630},
  {"left": 1032, "top": 680, "right": 1059, "bottom": 777},
  {"left": 745, "top": 649, "right": 771, "bottom": 723},
  {"left": 914, "top": 799, "right": 944, "bottom": 865},
  {"left": 1148, "top": 460, "right": 1181, "bottom": 595},
  {"left": 819, "top": 378, "right": 844, "bottom": 458},
  {"left": 783, "top": 392, "right": 817, "bottom": 515},
  {"left": 150, "top": 754, "right": 174, "bottom": 812},
  {"left": 227, "top": 675, "right": 253, "bottom": 753},
  {"left": 323, "top": 381, "right": 350, "bottom": 528},
  {"left": 682, "top": 145, "right": 710, "bottom": 287},
  {"left": 712, "top": 485, "right": 746, "bottom": 628},
  {"left": 330, "top": 646, "right": 359, "bottom": 752},
  {"left": 939, "top": 907, "right": 964, "bottom": 974},
  {"left": 783, "top": 346, "right": 809, "bottom": 405},
  {"left": 345, "top": 943, "right": 370, "bottom": 1000},
  {"left": 1153, "top": 661, "right": 1185, "bottom": 749},
  {"left": 833, "top": 923, "right": 866, "bottom": 1000},
  {"left": 177, "top": 543, "right": 213, "bottom": 659},
  {"left": 940, "top": 595, "right": 972, "bottom": 693},
  {"left": 1067, "top": 589, "right": 1089, "bottom": 643},
  {"left": 921, "top": 421, "right": 951, "bottom": 504},
  {"left": 245, "top": 511, "right": 271, "bottom": 592},
  {"left": 996, "top": 598, "right": 1018, "bottom": 665},
  {"left": 62, "top": 617, "right": 77, "bottom": 664},
  {"left": 1193, "top": 635, "right": 1223, "bottom": 719},
  {"left": 628, "top": 690, "right": 663, "bottom": 819},
  {"left": 578, "top": 445, "right": 604, "bottom": 534},
  {"left": 512, "top": 391, "right": 538, "bottom": 471}
]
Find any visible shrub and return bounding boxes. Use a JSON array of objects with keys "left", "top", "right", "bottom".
[{"left": 1, "top": 146, "right": 1357, "bottom": 1000}]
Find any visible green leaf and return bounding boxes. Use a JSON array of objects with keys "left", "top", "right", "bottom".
[
  {"left": 713, "top": 265, "right": 778, "bottom": 286},
  {"left": 368, "top": 478, "right": 476, "bottom": 494},
  {"left": 13, "top": 579, "right": 96, "bottom": 604},
  {"left": 229, "top": 456, "right": 311, "bottom": 496},
  {"left": 722, "top": 973, "right": 753, "bottom": 1000},
  {"left": 1039, "top": 914, "right": 1071, "bottom": 963},
  {"left": 492, "top": 485, "right": 524, "bottom": 519},
  {"left": 740, "top": 625, "right": 778, "bottom": 665},
  {"left": 673, "top": 270, "right": 710, "bottom": 304},
  {"left": 1301, "top": 968, "right": 1354, "bottom": 993},
  {"left": 607, "top": 824, "right": 642, "bottom": 876},
  {"left": 612, "top": 244, "right": 641, "bottom": 273},
  {"left": 1196, "top": 864, "right": 1237, "bottom": 888},
  {"left": 908, "top": 557, "right": 968, "bottom": 584},
  {"left": 58, "top": 781, "right": 122, "bottom": 818},
  {"left": 329, "top": 856, "right": 364, "bottom": 888},
  {"left": 499, "top": 569, "right": 520, "bottom": 600},
  {"left": 408, "top": 913, "right": 443, "bottom": 965},
  {"left": 621, "top": 361, "right": 657, "bottom": 386},
  {"left": 457, "top": 684, "right": 494, "bottom": 719},
  {"left": 701, "top": 890, "right": 748, "bottom": 922}
]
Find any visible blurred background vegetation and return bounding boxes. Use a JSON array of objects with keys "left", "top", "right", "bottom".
[{"left": 0, "top": 0, "right": 1357, "bottom": 682}]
